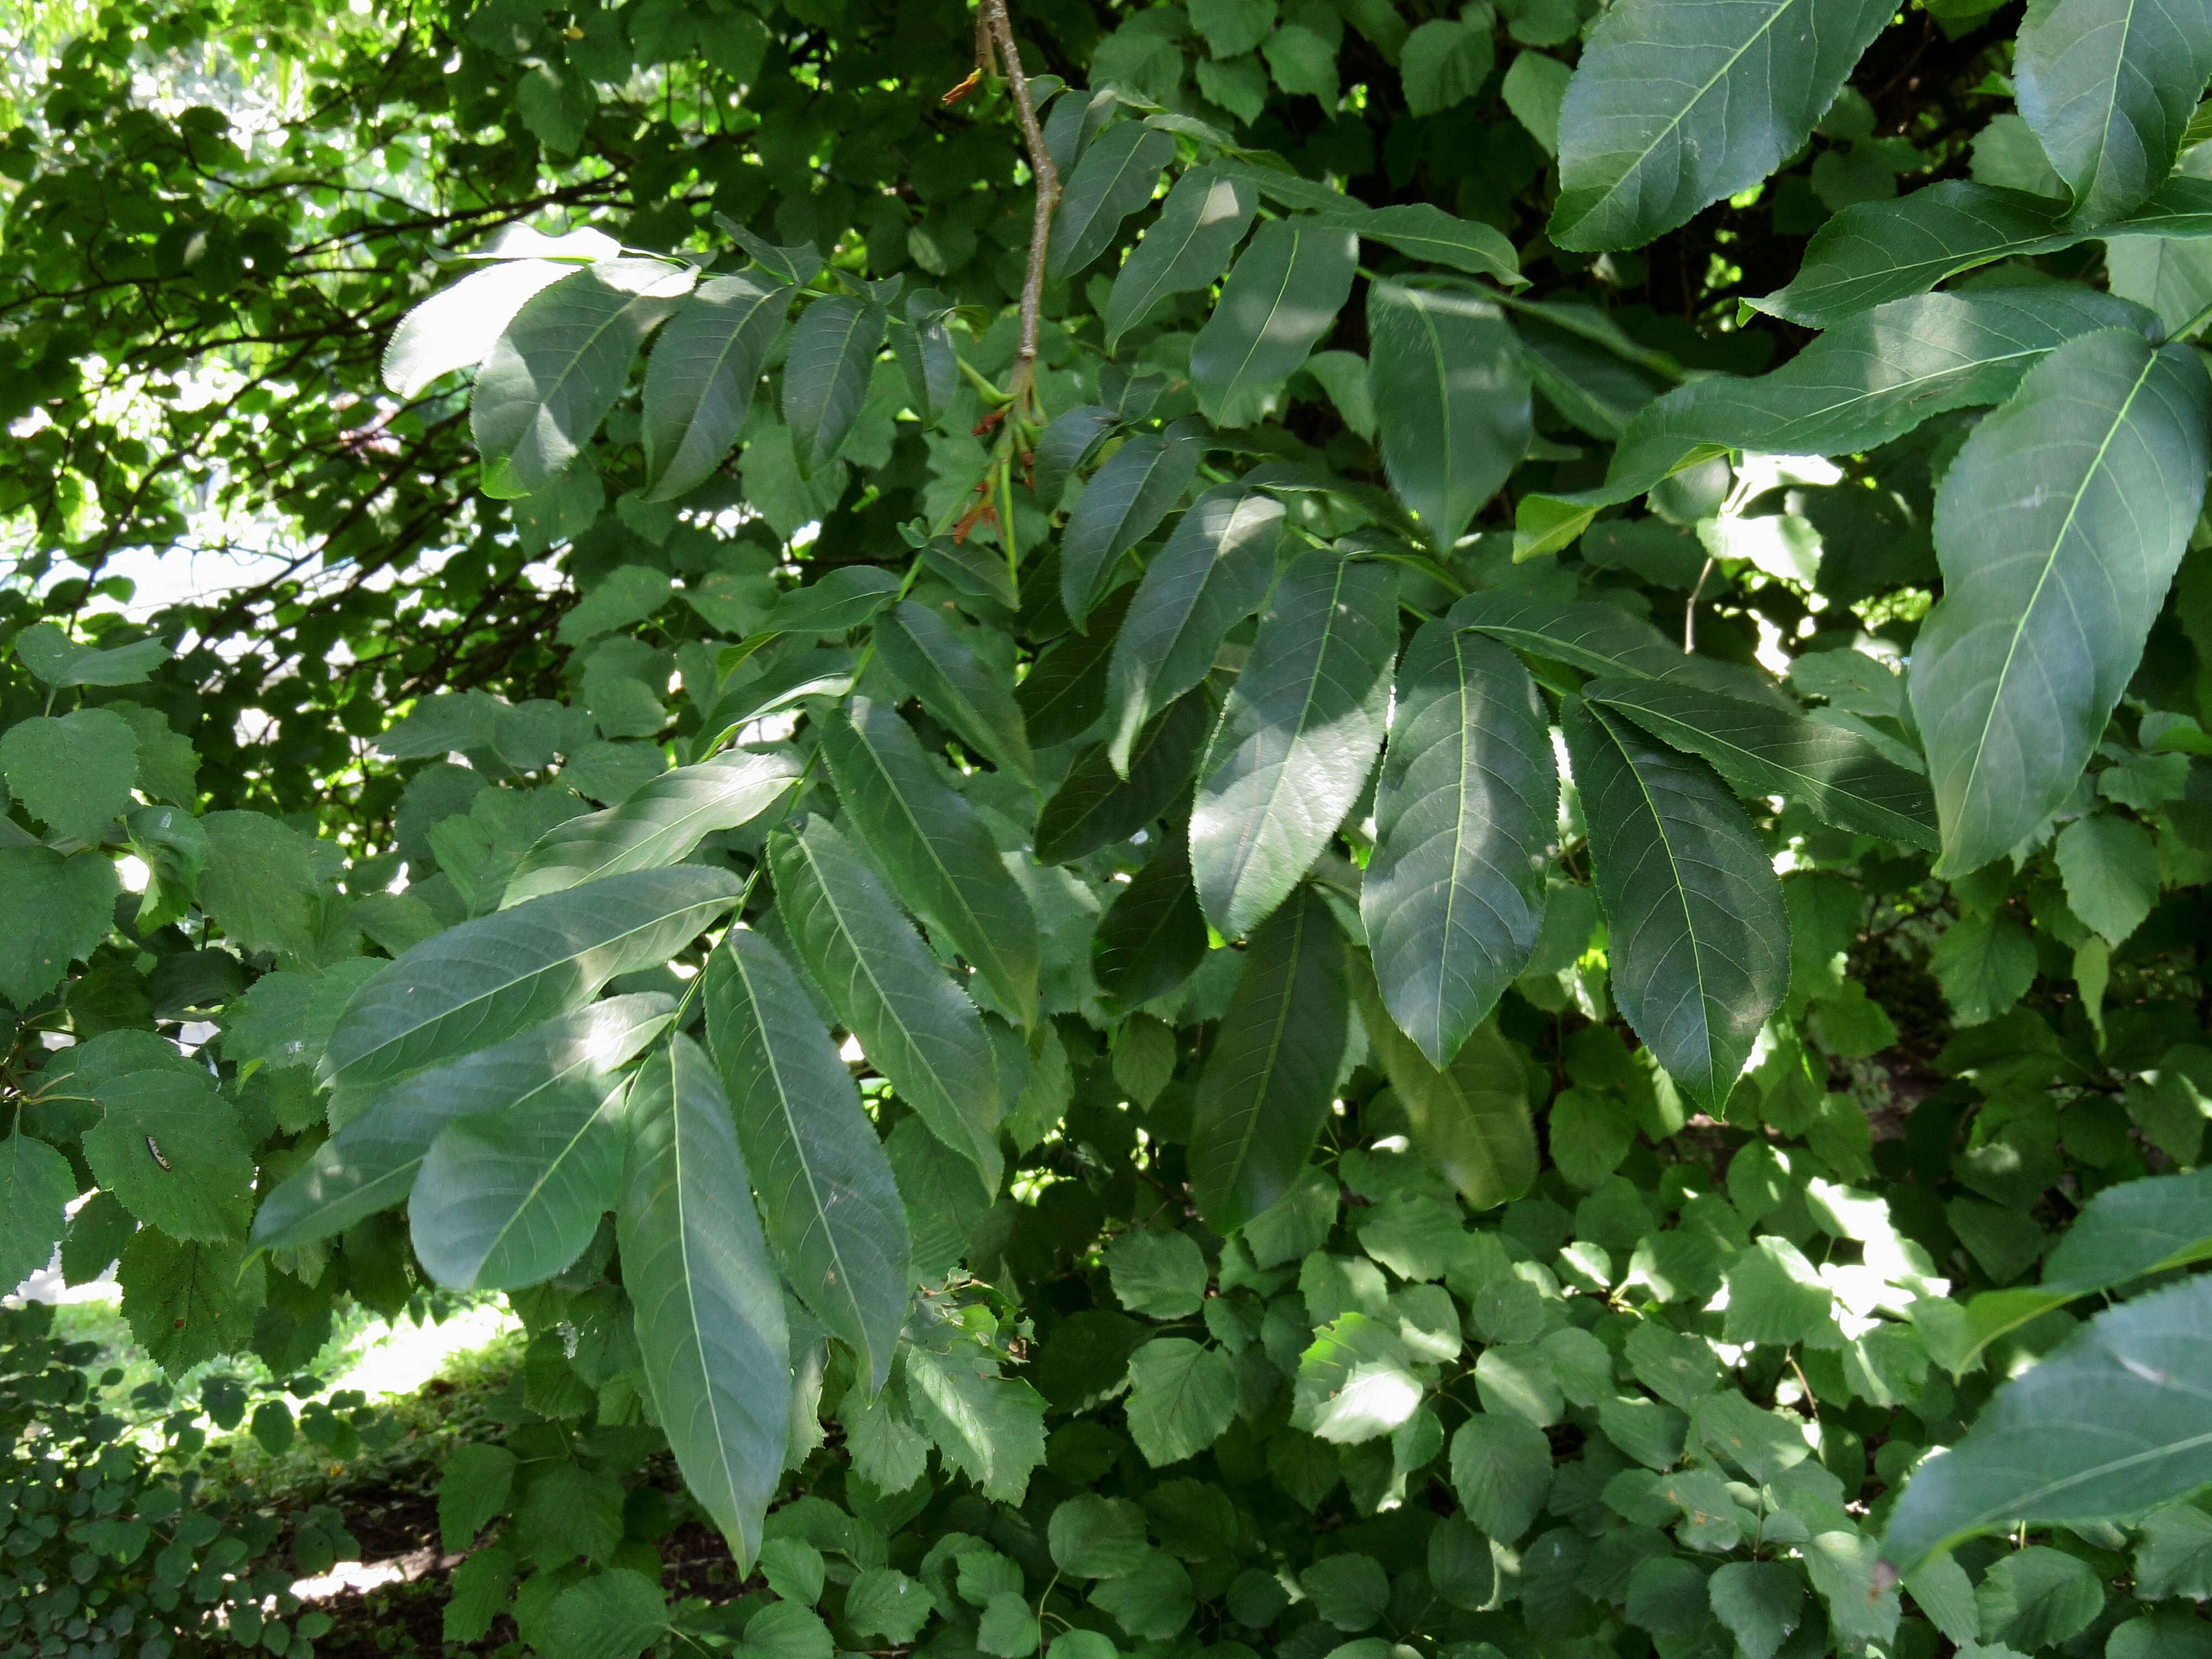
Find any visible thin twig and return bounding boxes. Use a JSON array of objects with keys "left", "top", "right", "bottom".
[
  {"left": 978, "top": 0, "right": 1059, "bottom": 420},
  {"left": 1683, "top": 556, "right": 1713, "bottom": 653}
]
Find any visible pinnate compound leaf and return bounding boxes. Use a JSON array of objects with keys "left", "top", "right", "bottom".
[
  {"left": 703, "top": 926, "right": 911, "bottom": 1394},
  {"left": 1909, "top": 328, "right": 2212, "bottom": 875},
  {"left": 1367, "top": 281, "right": 1530, "bottom": 552},
  {"left": 0, "top": 1132, "right": 75, "bottom": 1292},
  {"left": 1060, "top": 424, "right": 1203, "bottom": 624},
  {"left": 768, "top": 818, "right": 1004, "bottom": 1195},
  {"left": 819, "top": 700, "right": 1040, "bottom": 1024},
  {"left": 1051, "top": 122, "right": 1177, "bottom": 279},
  {"left": 473, "top": 259, "right": 690, "bottom": 498},
  {"left": 504, "top": 748, "right": 800, "bottom": 904},
  {"left": 782, "top": 295, "right": 885, "bottom": 478},
  {"left": 2016, "top": 0, "right": 2212, "bottom": 225},
  {"left": 1125, "top": 1337, "right": 1240, "bottom": 1465},
  {"left": 1191, "top": 552, "right": 1396, "bottom": 938},
  {"left": 1364, "top": 624, "right": 1555, "bottom": 1067},
  {"left": 1585, "top": 678, "right": 1939, "bottom": 851},
  {"left": 1187, "top": 885, "right": 1349, "bottom": 1233},
  {"left": 1191, "top": 220, "right": 1359, "bottom": 429},
  {"left": 1548, "top": 0, "right": 1891, "bottom": 250},
  {"left": 619, "top": 1036, "right": 790, "bottom": 1569},
  {"left": 641, "top": 272, "right": 792, "bottom": 502},
  {"left": 876, "top": 602, "right": 1034, "bottom": 782},
  {"left": 1103, "top": 485, "right": 1283, "bottom": 775},
  {"left": 1105, "top": 165, "right": 1258, "bottom": 349},
  {"left": 320, "top": 866, "right": 742, "bottom": 1092},
  {"left": 1564, "top": 702, "right": 1789, "bottom": 1112},
  {"left": 1324, "top": 202, "right": 1522, "bottom": 283}
]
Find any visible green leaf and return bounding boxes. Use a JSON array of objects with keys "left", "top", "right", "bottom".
[
  {"left": 1020, "top": 585, "right": 1135, "bottom": 748},
  {"left": 1191, "top": 220, "right": 1359, "bottom": 429},
  {"left": 1750, "top": 184, "right": 2078, "bottom": 328},
  {"left": 702, "top": 926, "right": 911, "bottom": 1393},
  {"left": 767, "top": 817, "right": 1005, "bottom": 1194},
  {"left": 1974, "top": 1548, "right": 2103, "bottom": 1650},
  {"left": 1449, "top": 1411, "right": 1553, "bottom": 1542},
  {"left": 1722, "top": 1237, "right": 1834, "bottom": 1347},
  {"left": 321, "top": 866, "right": 742, "bottom": 1092},
  {"left": 1548, "top": 0, "right": 1890, "bottom": 249},
  {"left": 1293, "top": 1312, "right": 1423, "bottom": 1443},
  {"left": 1093, "top": 837, "right": 1212, "bottom": 1008},
  {"left": 1910, "top": 328, "right": 2212, "bottom": 874},
  {"left": 783, "top": 295, "right": 885, "bottom": 478},
  {"left": 1586, "top": 678, "right": 1940, "bottom": 851},
  {"left": 1519, "top": 288, "right": 2158, "bottom": 553},
  {"left": 768, "top": 567, "right": 903, "bottom": 635},
  {"left": 117, "top": 1229, "right": 263, "bottom": 1376},
  {"left": 2056, "top": 812, "right": 2161, "bottom": 943},
  {"left": 542, "top": 1567, "right": 668, "bottom": 1659},
  {"left": 919, "top": 533, "right": 1019, "bottom": 608},
  {"left": 817, "top": 700, "right": 1041, "bottom": 1025},
  {"left": 618, "top": 1036, "right": 790, "bottom": 1569},
  {"left": 846, "top": 1569, "right": 935, "bottom": 1644},
  {"left": 2135, "top": 1507, "right": 2212, "bottom": 1601},
  {"left": 1124, "top": 1336, "right": 1240, "bottom": 1465},
  {"left": 473, "top": 259, "right": 690, "bottom": 499},
  {"left": 2016, "top": 0, "right": 2212, "bottom": 224},
  {"left": 0, "top": 1131, "right": 75, "bottom": 1291},
  {"left": 893, "top": 289, "right": 960, "bottom": 426},
  {"left": 1091, "top": 1551, "right": 1194, "bottom": 1640},
  {"left": 1325, "top": 202, "right": 1522, "bottom": 284},
  {"left": 1400, "top": 18, "right": 1493, "bottom": 117},
  {"left": 0, "top": 847, "right": 116, "bottom": 1007},
  {"left": 437, "top": 1442, "right": 518, "bottom": 1553},
  {"left": 1352, "top": 956, "right": 1537, "bottom": 1211},
  {"left": 1503, "top": 51, "right": 1571, "bottom": 155},
  {"left": 1051, "top": 122, "right": 1177, "bottom": 279},
  {"left": 1105, "top": 165, "right": 1259, "bottom": 349},
  {"left": 1365, "top": 624, "right": 1555, "bottom": 1066},
  {"left": 410, "top": 1066, "right": 623, "bottom": 1289},
  {"left": 1037, "top": 693, "right": 1211, "bottom": 865},
  {"left": 1707, "top": 1561, "right": 1803, "bottom": 1659},
  {"left": 1050, "top": 1494, "right": 1151, "bottom": 1578},
  {"left": 196, "top": 809, "right": 329, "bottom": 956},
  {"left": 80, "top": 1054, "right": 253, "bottom": 1244},
  {"left": 504, "top": 748, "right": 800, "bottom": 904},
  {"left": 1060, "top": 423, "right": 1203, "bottom": 624},
  {"left": 902, "top": 1308, "right": 1047, "bottom": 1502},
  {"left": 1105, "top": 1228, "right": 1209, "bottom": 1318},
  {"left": 1564, "top": 702, "right": 1789, "bottom": 1110},
  {"left": 382, "top": 257, "right": 577, "bottom": 399},
  {"left": 877, "top": 602, "right": 1034, "bottom": 782},
  {"left": 13, "top": 622, "right": 172, "bottom": 688},
  {"left": 1365, "top": 281, "right": 1528, "bottom": 552},
  {"left": 1302, "top": 1555, "right": 1390, "bottom": 1631},
  {"left": 729, "top": 227, "right": 822, "bottom": 288},
  {"left": 1034, "top": 405, "right": 1124, "bottom": 513},
  {"left": 1103, "top": 485, "right": 1282, "bottom": 775},
  {"left": 979, "top": 1591, "right": 1041, "bottom": 1657},
  {"left": 1930, "top": 910, "right": 2038, "bottom": 1025},
  {"left": 0, "top": 709, "right": 137, "bottom": 846},
  {"left": 640, "top": 272, "right": 792, "bottom": 502},
  {"left": 1192, "top": 552, "right": 1396, "bottom": 937},
  {"left": 1187, "top": 885, "right": 1349, "bottom": 1232}
]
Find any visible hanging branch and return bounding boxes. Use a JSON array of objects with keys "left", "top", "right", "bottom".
[{"left": 975, "top": 0, "right": 1059, "bottom": 420}]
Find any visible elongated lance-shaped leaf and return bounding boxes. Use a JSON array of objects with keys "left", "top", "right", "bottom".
[
  {"left": 320, "top": 867, "right": 743, "bottom": 1093},
  {"left": 411, "top": 1074, "right": 627, "bottom": 1290},
  {"left": 641, "top": 272, "right": 792, "bottom": 502},
  {"left": 472, "top": 258, "right": 691, "bottom": 499},
  {"left": 504, "top": 748, "right": 801, "bottom": 905},
  {"left": 619, "top": 1036, "right": 789, "bottom": 1570},
  {"left": 1033, "top": 404, "right": 1123, "bottom": 512},
  {"left": 1515, "top": 288, "right": 2161, "bottom": 555},
  {"left": 1351, "top": 951, "right": 1536, "bottom": 1210},
  {"left": 1104, "top": 485, "right": 1283, "bottom": 775},
  {"left": 1105, "top": 165, "right": 1258, "bottom": 349},
  {"left": 1882, "top": 1275, "right": 2212, "bottom": 1570},
  {"left": 1188, "top": 885, "right": 1349, "bottom": 1234},
  {"left": 1585, "top": 678, "right": 1940, "bottom": 851},
  {"left": 1019, "top": 585, "right": 1135, "bottom": 749},
  {"left": 817, "top": 699, "right": 1040, "bottom": 1024},
  {"left": 1050, "top": 122, "right": 1176, "bottom": 279},
  {"left": 1192, "top": 553, "right": 1397, "bottom": 939},
  {"left": 1368, "top": 281, "right": 1531, "bottom": 554},
  {"left": 1549, "top": 0, "right": 1891, "bottom": 251},
  {"left": 702, "top": 926, "right": 910, "bottom": 1394},
  {"left": 1321, "top": 203, "right": 1523, "bottom": 283},
  {"left": 768, "top": 817, "right": 1005, "bottom": 1196},
  {"left": 1093, "top": 833, "right": 1212, "bottom": 1008},
  {"left": 874, "top": 601, "right": 1034, "bottom": 782},
  {"left": 1364, "top": 625, "right": 1556, "bottom": 1069},
  {"left": 782, "top": 295, "right": 884, "bottom": 478},
  {"left": 1563, "top": 701, "right": 1789, "bottom": 1112},
  {"left": 1910, "top": 328, "right": 2212, "bottom": 875},
  {"left": 893, "top": 288, "right": 958, "bottom": 424},
  {"left": 253, "top": 994, "right": 676, "bottom": 1250},
  {"left": 1191, "top": 220, "right": 1359, "bottom": 429},
  {"left": 2016, "top": 0, "right": 2212, "bottom": 226},
  {"left": 1060, "top": 422, "right": 1203, "bottom": 624},
  {"left": 383, "top": 258, "right": 574, "bottom": 399},
  {"left": 1037, "top": 692, "right": 1212, "bottom": 865}
]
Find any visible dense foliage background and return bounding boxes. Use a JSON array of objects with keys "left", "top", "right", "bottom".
[{"left": 7, "top": 0, "right": 2212, "bottom": 1655}]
